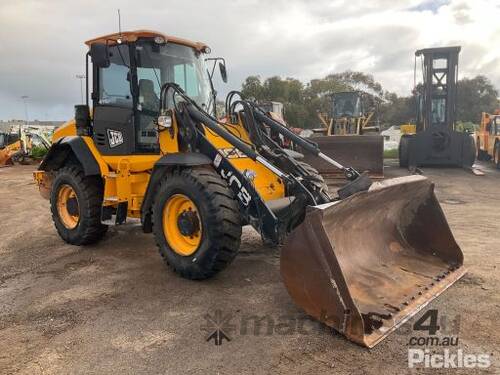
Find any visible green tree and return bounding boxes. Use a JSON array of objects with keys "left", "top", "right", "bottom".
[
  {"left": 241, "top": 76, "right": 264, "bottom": 100},
  {"left": 325, "top": 71, "right": 384, "bottom": 98},
  {"left": 239, "top": 72, "right": 500, "bottom": 130},
  {"left": 456, "top": 75, "right": 499, "bottom": 123},
  {"left": 379, "top": 92, "right": 416, "bottom": 128}
]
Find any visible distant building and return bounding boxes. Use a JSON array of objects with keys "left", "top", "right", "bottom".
[
  {"left": 380, "top": 125, "right": 401, "bottom": 150},
  {"left": 0, "top": 120, "right": 64, "bottom": 132}
]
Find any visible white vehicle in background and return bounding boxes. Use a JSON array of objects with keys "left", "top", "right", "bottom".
[{"left": 381, "top": 125, "right": 401, "bottom": 150}]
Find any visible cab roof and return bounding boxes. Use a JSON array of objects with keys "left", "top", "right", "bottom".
[{"left": 84, "top": 30, "right": 209, "bottom": 52}]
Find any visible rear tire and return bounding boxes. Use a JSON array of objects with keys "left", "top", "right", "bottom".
[
  {"left": 153, "top": 167, "right": 242, "bottom": 280},
  {"left": 50, "top": 166, "right": 107, "bottom": 245},
  {"left": 399, "top": 135, "right": 409, "bottom": 168},
  {"left": 462, "top": 135, "right": 475, "bottom": 167},
  {"left": 494, "top": 143, "right": 500, "bottom": 169},
  {"left": 476, "top": 138, "right": 490, "bottom": 161}
]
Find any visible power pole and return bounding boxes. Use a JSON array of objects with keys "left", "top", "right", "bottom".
[
  {"left": 20, "top": 95, "right": 29, "bottom": 154},
  {"left": 21, "top": 95, "right": 29, "bottom": 126},
  {"left": 76, "top": 74, "right": 86, "bottom": 103}
]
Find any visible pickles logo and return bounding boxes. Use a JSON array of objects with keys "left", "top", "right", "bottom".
[
  {"left": 107, "top": 129, "right": 124, "bottom": 148},
  {"left": 407, "top": 310, "right": 491, "bottom": 369}
]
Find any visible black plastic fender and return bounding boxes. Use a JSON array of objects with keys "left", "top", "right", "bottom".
[{"left": 38, "top": 136, "right": 100, "bottom": 176}]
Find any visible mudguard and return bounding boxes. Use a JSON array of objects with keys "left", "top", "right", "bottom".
[{"left": 38, "top": 136, "right": 100, "bottom": 176}]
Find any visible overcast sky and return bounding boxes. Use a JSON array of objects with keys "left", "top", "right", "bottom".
[{"left": 1, "top": 0, "right": 499, "bottom": 121}]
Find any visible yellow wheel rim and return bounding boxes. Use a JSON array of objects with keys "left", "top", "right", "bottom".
[
  {"left": 57, "top": 184, "right": 80, "bottom": 229},
  {"left": 163, "top": 194, "right": 202, "bottom": 256}
]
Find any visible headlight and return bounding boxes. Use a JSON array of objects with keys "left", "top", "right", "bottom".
[
  {"left": 157, "top": 115, "right": 172, "bottom": 128},
  {"left": 154, "top": 36, "right": 166, "bottom": 44}
]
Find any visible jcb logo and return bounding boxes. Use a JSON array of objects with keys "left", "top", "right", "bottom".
[
  {"left": 107, "top": 129, "right": 124, "bottom": 148},
  {"left": 220, "top": 169, "right": 252, "bottom": 206},
  {"left": 213, "top": 154, "right": 252, "bottom": 206}
]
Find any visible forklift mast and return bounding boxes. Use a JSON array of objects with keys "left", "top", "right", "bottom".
[
  {"left": 399, "top": 45, "right": 474, "bottom": 168},
  {"left": 416, "top": 46, "right": 460, "bottom": 133}
]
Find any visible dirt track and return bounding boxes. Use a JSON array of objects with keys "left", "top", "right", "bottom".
[{"left": 0, "top": 162, "right": 499, "bottom": 374}]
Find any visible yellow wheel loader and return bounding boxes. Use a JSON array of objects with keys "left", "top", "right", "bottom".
[
  {"left": 0, "top": 129, "right": 32, "bottom": 167},
  {"left": 476, "top": 112, "right": 500, "bottom": 168},
  {"left": 34, "top": 30, "right": 466, "bottom": 347},
  {"left": 0, "top": 126, "right": 51, "bottom": 166},
  {"left": 304, "top": 91, "right": 384, "bottom": 179},
  {"left": 0, "top": 132, "right": 21, "bottom": 166}
]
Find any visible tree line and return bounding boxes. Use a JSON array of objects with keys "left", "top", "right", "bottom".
[{"left": 240, "top": 72, "right": 499, "bottom": 129}]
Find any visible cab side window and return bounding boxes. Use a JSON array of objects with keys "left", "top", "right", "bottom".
[
  {"left": 99, "top": 45, "right": 132, "bottom": 108},
  {"left": 137, "top": 68, "right": 161, "bottom": 113},
  {"left": 174, "top": 63, "right": 199, "bottom": 97}
]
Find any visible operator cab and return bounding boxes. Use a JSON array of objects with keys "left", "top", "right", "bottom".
[
  {"left": 332, "top": 91, "right": 363, "bottom": 119},
  {"left": 84, "top": 30, "right": 225, "bottom": 156}
]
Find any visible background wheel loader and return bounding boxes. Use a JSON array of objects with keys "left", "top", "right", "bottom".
[
  {"left": 302, "top": 91, "right": 384, "bottom": 179},
  {"left": 34, "top": 30, "right": 466, "bottom": 348},
  {"left": 0, "top": 125, "right": 51, "bottom": 166},
  {"left": 476, "top": 111, "right": 500, "bottom": 169},
  {"left": 0, "top": 131, "right": 21, "bottom": 166}
]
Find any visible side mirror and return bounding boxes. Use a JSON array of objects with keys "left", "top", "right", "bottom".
[
  {"left": 219, "top": 62, "right": 228, "bottom": 83},
  {"left": 90, "top": 43, "right": 110, "bottom": 68}
]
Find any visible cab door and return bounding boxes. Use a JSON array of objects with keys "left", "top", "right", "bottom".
[
  {"left": 487, "top": 117, "right": 497, "bottom": 156},
  {"left": 483, "top": 117, "right": 491, "bottom": 154},
  {"left": 494, "top": 117, "right": 500, "bottom": 154},
  {"left": 92, "top": 43, "right": 136, "bottom": 156}
]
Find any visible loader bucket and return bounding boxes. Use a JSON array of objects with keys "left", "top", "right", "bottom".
[
  {"left": 281, "top": 175, "right": 465, "bottom": 348},
  {"left": 301, "top": 135, "right": 384, "bottom": 179}
]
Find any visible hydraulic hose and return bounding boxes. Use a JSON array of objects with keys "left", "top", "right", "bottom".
[{"left": 186, "top": 103, "right": 258, "bottom": 161}]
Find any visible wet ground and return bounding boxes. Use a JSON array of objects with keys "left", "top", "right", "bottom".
[{"left": 0, "top": 162, "right": 499, "bottom": 374}]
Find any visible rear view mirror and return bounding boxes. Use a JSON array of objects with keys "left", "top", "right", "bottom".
[
  {"left": 90, "top": 43, "right": 110, "bottom": 68},
  {"left": 219, "top": 62, "right": 228, "bottom": 83}
]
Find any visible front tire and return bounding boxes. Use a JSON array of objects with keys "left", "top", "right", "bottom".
[
  {"left": 153, "top": 167, "right": 242, "bottom": 280},
  {"left": 399, "top": 135, "right": 410, "bottom": 168},
  {"left": 50, "top": 166, "right": 107, "bottom": 245}
]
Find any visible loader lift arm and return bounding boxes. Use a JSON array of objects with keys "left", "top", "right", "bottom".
[
  {"left": 155, "top": 84, "right": 371, "bottom": 243},
  {"left": 224, "top": 91, "right": 366, "bottom": 182}
]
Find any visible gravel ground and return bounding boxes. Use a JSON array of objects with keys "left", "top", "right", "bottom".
[{"left": 0, "top": 162, "right": 498, "bottom": 374}]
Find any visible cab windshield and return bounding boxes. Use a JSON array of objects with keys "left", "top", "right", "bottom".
[
  {"left": 135, "top": 40, "right": 213, "bottom": 114},
  {"left": 332, "top": 92, "right": 363, "bottom": 118}
]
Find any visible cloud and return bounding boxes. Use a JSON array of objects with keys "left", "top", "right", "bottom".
[{"left": 0, "top": 0, "right": 499, "bottom": 120}]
